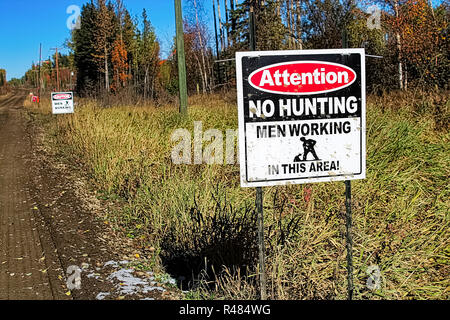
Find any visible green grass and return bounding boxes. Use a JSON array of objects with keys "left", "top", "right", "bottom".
[{"left": 33, "top": 91, "right": 449, "bottom": 300}]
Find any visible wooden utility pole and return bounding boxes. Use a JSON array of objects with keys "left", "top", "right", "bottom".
[
  {"left": 32, "top": 62, "right": 38, "bottom": 90},
  {"left": 38, "top": 43, "right": 42, "bottom": 107},
  {"left": 51, "top": 47, "right": 60, "bottom": 91},
  {"left": 175, "top": 0, "right": 188, "bottom": 114}
]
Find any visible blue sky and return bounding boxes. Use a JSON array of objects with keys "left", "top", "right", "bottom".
[
  {"left": 0, "top": 0, "right": 211, "bottom": 80},
  {"left": 0, "top": 0, "right": 445, "bottom": 80}
]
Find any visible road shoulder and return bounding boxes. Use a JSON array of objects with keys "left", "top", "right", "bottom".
[{"left": 24, "top": 105, "right": 181, "bottom": 300}]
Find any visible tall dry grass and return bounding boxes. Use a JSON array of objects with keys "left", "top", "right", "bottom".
[{"left": 28, "top": 90, "right": 449, "bottom": 300}]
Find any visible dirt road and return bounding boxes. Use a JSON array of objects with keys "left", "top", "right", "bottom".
[
  {"left": 0, "top": 92, "right": 67, "bottom": 299},
  {"left": 0, "top": 92, "right": 180, "bottom": 300}
]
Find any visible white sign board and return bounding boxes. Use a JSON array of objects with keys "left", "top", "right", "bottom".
[
  {"left": 236, "top": 49, "right": 366, "bottom": 187},
  {"left": 51, "top": 92, "right": 74, "bottom": 114}
]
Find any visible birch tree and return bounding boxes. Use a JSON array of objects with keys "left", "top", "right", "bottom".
[{"left": 92, "top": 0, "right": 115, "bottom": 93}]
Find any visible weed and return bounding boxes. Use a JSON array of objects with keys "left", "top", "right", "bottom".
[{"left": 29, "top": 91, "right": 450, "bottom": 300}]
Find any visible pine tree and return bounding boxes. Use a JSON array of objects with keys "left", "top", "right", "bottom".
[
  {"left": 122, "top": 10, "right": 137, "bottom": 85},
  {"left": 139, "top": 9, "right": 160, "bottom": 99},
  {"left": 302, "top": 0, "right": 356, "bottom": 49},
  {"left": 73, "top": 1, "right": 99, "bottom": 94},
  {"left": 228, "top": 0, "right": 287, "bottom": 52}
]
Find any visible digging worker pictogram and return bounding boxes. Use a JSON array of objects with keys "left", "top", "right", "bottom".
[{"left": 300, "top": 137, "right": 320, "bottom": 161}]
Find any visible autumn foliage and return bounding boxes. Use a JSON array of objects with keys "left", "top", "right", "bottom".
[
  {"left": 388, "top": 0, "right": 449, "bottom": 87},
  {"left": 111, "top": 38, "right": 130, "bottom": 92}
]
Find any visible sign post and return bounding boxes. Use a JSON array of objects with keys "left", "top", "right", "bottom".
[
  {"left": 51, "top": 92, "right": 74, "bottom": 114},
  {"left": 344, "top": 179, "right": 354, "bottom": 300},
  {"left": 342, "top": 29, "right": 354, "bottom": 300},
  {"left": 236, "top": 48, "right": 366, "bottom": 299},
  {"left": 248, "top": 7, "right": 267, "bottom": 301}
]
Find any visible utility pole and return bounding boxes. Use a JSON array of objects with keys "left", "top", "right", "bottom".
[
  {"left": 32, "top": 62, "right": 38, "bottom": 90},
  {"left": 175, "top": 0, "right": 188, "bottom": 114},
  {"left": 51, "top": 47, "right": 61, "bottom": 91},
  {"left": 38, "top": 43, "right": 42, "bottom": 107}
]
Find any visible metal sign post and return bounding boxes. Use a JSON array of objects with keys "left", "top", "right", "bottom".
[
  {"left": 249, "top": 6, "right": 267, "bottom": 301},
  {"left": 344, "top": 180, "right": 354, "bottom": 300},
  {"left": 256, "top": 186, "right": 267, "bottom": 300},
  {"left": 342, "top": 30, "right": 354, "bottom": 301}
]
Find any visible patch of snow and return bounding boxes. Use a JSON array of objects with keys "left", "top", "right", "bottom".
[
  {"left": 103, "top": 260, "right": 119, "bottom": 268},
  {"left": 107, "top": 268, "right": 167, "bottom": 296},
  {"left": 98, "top": 260, "right": 177, "bottom": 298},
  {"left": 86, "top": 272, "right": 100, "bottom": 279},
  {"left": 96, "top": 292, "right": 110, "bottom": 300}
]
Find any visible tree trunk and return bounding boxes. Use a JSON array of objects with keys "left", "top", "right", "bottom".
[
  {"left": 104, "top": 44, "right": 110, "bottom": 93},
  {"left": 229, "top": 0, "right": 236, "bottom": 46},
  {"left": 144, "top": 67, "right": 148, "bottom": 99},
  {"left": 296, "top": 0, "right": 303, "bottom": 49},
  {"left": 428, "top": 0, "right": 436, "bottom": 20},
  {"left": 194, "top": 0, "right": 208, "bottom": 93},
  {"left": 193, "top": 52, "right": 205, "bottom": 93},
  {"left": 224, "top": 0, "right": 230, "bottom": 48},
  {"left": 213, "top": 0, "right": 220, "bottom": 58},
  {"left": 151, "top": 76, "right": 155, "bottom": 100},
  {"left": 217, "top": 0, "right": 225, "bottom": 50},
  {"left": 286, "top": 0, "right": 292, "bottom": 49},
  {"left": 404, "top": 62, "right": 408, "bottom": 90},
  {"left": 394, "top": 0, "right": 403, "bottom": 90}
]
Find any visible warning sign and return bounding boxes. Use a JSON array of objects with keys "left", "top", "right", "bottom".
[
  {"left": 236, "top": 49, "right": 366, "bottom": 187},
  {"left": 51, "top": 92, "right": 74, "bottom": 114}
]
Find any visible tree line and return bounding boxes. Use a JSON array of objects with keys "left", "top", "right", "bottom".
[
  {"left": 10, "top": 0, "right": 449, "bottom": 99},
  {"left": 71, "top": 0, "right": 162, "bottom": 100},
  {"left": 212, "top": 0, "right": 448, "bottom": 92},
  {"left": 0, "top": 69, "right": 6, "bottom": 93}
]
